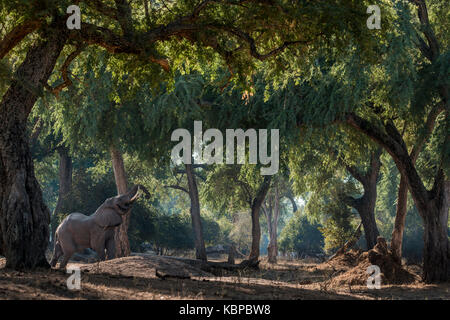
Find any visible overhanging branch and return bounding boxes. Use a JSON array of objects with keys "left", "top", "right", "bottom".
[
  {"left": 164, "top": 185, "right": 189, "bottom": 194},
  {"left": 49, "top": 45, "right": 86, "bottom": 96},
  {"left": 0, "top": 19, "right": 41, "bottom": 59}
]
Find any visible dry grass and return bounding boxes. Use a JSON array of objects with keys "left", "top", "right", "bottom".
[{"left": 0, "top": 255, "right": 448, "bottom": 300}]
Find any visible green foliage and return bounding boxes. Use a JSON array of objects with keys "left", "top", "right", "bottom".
[
  {"left": 279, "top": 210, "right": 324, "bottom": 256},
  {"left": 318, "top": 208, "right": 355, "bottom": 254},
  {"left": 147, "top": 213, "right": 194, "bottom": 253},
  {"left": 227, "top": 211, "right": 252, "bottom": 254},
  {"left": 304, "top": 179, "right": 358, "bottom": 253},
  {"left": 12, "top": 1, "right": 449, "bottom": 264}
]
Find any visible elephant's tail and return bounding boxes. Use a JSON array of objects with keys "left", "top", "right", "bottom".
[{"left": 53, "top": 232, "right": 59, "bottom": 250}]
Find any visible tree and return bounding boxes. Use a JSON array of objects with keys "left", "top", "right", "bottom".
[
  {"left": 263, "top": 181, "right": 281, "bottom": 263},
  {"left": 165, "top": 163, "right": 208, "bottom": 261},
  {"left": 341, "top": 148, "right": 382, "bottom": 249},
  {"left": 262, "top": 176, "right": 297, "bottom": 263},
  {"left": 268, "top": 1, "right": 448, "bottom": 282},
  {"left": 284, "top": 123, "right": 383, "bottom": 251},
  {"left": 51, "top": 145, "right": 73, "bottom": 241},
  {"left": 110, "top": 147, "right": 131, "bottom": 257},
  {"left": 347, "top": 1, "right": 449, "bottom": 282},
  {"left": 303, "top": 178, "right": 358, "bottom": 254},
  {"left": 0, "top": 20, "right": 67, "bottom": 268},
  {"left": 203, "top": 164, "right": 271, "bottom": 262},
  {"left": 0, "top": 0, "right": 372, "bottom": 269}
]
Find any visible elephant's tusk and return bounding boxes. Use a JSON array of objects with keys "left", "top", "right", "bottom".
[{"left": 128, "top": 185, "right": 141, "bottom": 203}]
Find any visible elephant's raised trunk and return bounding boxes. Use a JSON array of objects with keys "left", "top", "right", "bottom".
[{"left": 126, "top": 185, "right": 140, "bottom": 203}]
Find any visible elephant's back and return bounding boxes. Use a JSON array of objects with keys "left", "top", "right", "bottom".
[
  {"left": 67, "top": 212, "right": 90, "bottom": 221},
  {"left": 57, "top": 212, "right": 90, "bottom": 232}
]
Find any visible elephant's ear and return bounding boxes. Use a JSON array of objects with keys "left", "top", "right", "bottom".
[{"left": 93, "top": 208, "right": 123, "bottom": 228}]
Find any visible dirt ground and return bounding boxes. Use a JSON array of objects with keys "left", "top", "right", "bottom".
[{"left": 0, "top": 254, "right": 448, "bottom": 300}]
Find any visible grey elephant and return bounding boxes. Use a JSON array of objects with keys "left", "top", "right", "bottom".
[{"left": 50, "top": 185, "right": 145, "bottom": 269}]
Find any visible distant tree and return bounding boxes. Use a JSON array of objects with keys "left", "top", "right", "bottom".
[
  {"left": 261, "top": 176, "right": 297, "bottom": 263},
  {"left": 279, "top": 210, "right": 324, "bottom": 257},
  {"left": 202, "top": 164, "right": 271, "bottom": 262}
]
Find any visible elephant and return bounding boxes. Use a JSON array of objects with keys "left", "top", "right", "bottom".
[{"left": 50, "top": 185, "right": 146, "bottom": 269}]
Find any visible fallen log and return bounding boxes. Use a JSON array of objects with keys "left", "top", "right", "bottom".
[
  {"left": 155, "top": 269, "right": 191, "bottom": 280},
  {"left": 167, "top": 257, "right": 259, "bottom": 276}
]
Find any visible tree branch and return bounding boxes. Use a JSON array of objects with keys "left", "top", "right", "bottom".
[
  {"left": 219, "top": 26, "right": 316, "bottom": 61},
  {"left": 164, "top": 185, "right": 189, "bottom": 194},
  {"left": 408, "top": 0, "right": 440, "bottom": 61},
  {"left": 87, "top": 0, "right": 119, "bottom": 20},
  {"left": 0, "top": 19, "right": 41, "bottom": 59},
  {"left": 345, "top": 113, "right": 430, "bottom": 214},
  {"left": 175, "top": 169, "right": 207, "bottom": 181},
  {"left": 285, "top": 194, "right": 297, "bottom": 213},
  {"left": 344, "top": 163, "right": 366, "bottom": 185},
  {"left": 410, "top": 101, "right": 445, "bottom": 162},
  {"left": 252, "top": 176, "right": 272, "bottom": 209},
  {"left": 114, "top": 0, "right": 134, "bottom": 37},
  {"left": 49, "top": 45, "right": 86, "bottom": 96},
  {"left": 236, "top": 178, "right": 253, "bottom": 206}
]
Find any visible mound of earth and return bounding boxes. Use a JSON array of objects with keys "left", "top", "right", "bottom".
[
  {"left": 315, "top": 249, "right": 363, "bottom": 274},
  {"left": 329, "top": 238, "right": 418, "bottom": 286},
  {"left": 75, "top": 254, "right": 214, "bottom": 279},
  {"left": 327, "top": 249, "right": 362, "bottom": 269}
]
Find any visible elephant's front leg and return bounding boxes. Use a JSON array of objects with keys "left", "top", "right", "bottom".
[
  {"left": 93, "top": 244, "right": 106, "bottom": 261},
  {"left": 92, "top": 234, "right": 107, "bottom": 261},
  {"left": 105, "top": 236, "right": 116, "bottom": 260}
]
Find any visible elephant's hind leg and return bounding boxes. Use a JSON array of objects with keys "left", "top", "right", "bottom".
[
  {"left": 59, "top": 246, "right": 74, "bottom": 270},
  {"left": 59, "top": 254, "right": 72, "bottom": 270},
  {"left": 50, "top": 242, "right": 63, "bottom": 267}
]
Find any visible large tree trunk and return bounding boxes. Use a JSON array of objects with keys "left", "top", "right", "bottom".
[
  {"left": 393, "top": 106, "right": 449, "bottom": 282},
  {"left": 185, "top": 164, "right": 207, "bottom": 261},
  {"left": 356, "top": 190, "right": 379, "bottom": 250},
  {"left": 110, "top": 147, "right": 130, "bottom": 257},
  {"left": 0, "top": 23, "right": 67, "bottom": 269},
  {"left": 249, "top": 205, "right": 262, "bottom": 261},
  {"left": 421, "top": 177, "right": 449, "bottom": 283},
  {"left": 390, "top": 175, "right": 408, "bottom": 263},
  {"left": 390, "top": 103, "right": 437, "bottom": 263},
  {"left": 249, "top": 176, "right": 271, "bottom": 261},
  {"left": 50, "top": 145, "right": 72, "bottom": 242},
  {"left": 346, "top": 115, "right": 449, "bottom": 282},
  {"left": 345, "top": 149, "right": 381, "bottom": 250}
]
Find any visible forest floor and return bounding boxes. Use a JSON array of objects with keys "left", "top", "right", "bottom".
[{"left": 0, "top": 253, "right": 449, "bottom": 300}]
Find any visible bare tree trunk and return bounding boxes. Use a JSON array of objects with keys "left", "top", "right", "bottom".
[
  {"left": 420, "top": 176, "right": 449, "bottom": 283},
  {"left": 357, "top": 190, "right": 379, "bottom": 250},
  {"left": 185, "top": 164, "right": 207, "bottom": 261},
  {"left": 110, "top": 146, "right": 130, "bottom": 257},
  {"left": 267, "top": 184, "right": 279, "bottom": 264},
  {"left": 0, "top": 23, "right": 67, "bottom": 269},
  {"left": 344, "top": 149, "right": 381, "bottom": 250},
  {"left": 249, "top": 176, "right": 271, "bottom": 261},
  {"left": 391, "top": 110, "right": 433, "bottom": 262},
  {"left": 51, "top": 145, "right": 72, "bottom": 242},
  {"left": 390, "top": 175, "right": 408, "bottom": 263}
]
